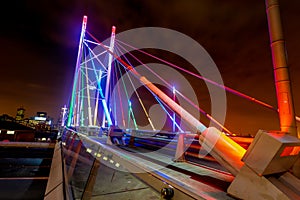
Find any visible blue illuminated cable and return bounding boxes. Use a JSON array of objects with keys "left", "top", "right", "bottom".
[{"left": 154, "top": 96, "right": 183, "bottom": 132}]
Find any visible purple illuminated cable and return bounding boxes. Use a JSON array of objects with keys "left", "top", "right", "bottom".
[
  {"left": 115, "top": 42, "right": 232, "bottom": 134},
  {"left": 87, "top": 31, "right": 259, "bottom": 134},
  {"left": 113, "top": 65, "right": 126, "bottom": 127},
  {"left": 115, "top": 43, "right": 172, "bottom": 88},
  {"left": 154, "top": 95, "right": 184, "bottom": 132},
  {"left": 83, "top": 41, "right": 108, "bottom": 72},
  {"left": 116, "top": 39, "right": 277, "bottom": 111},
  {"left": 114, "top": 49, "right": 189, "bottom": 131},
  {"left": 112, "top": 48, "right": 139, "bottom": 129},
  {"left": 142, "top": 78, "right": 194, "bottom": 133},
  {"left": 114, "top": 45, "right": 156, "bottom": 130}
]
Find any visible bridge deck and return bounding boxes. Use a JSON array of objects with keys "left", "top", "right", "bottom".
[{"left": 71, "top": 135, "right": 236, "bottom": 199}]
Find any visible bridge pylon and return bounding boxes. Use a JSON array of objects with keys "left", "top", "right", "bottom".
[{"left": 66, "top": 16, "right": 115, "bottom": 132}]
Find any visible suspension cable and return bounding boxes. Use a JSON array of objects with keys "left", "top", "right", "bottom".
[
  {"left": 114, "top": 58, "right": 138, "bottom": 130},
  {"left": 115, "top": 42, "right": 232, "bottom": 134},
  {"left": 113, "top": 62, "right": 126, "bottom": 127},
  {"left": 154, "top": 96, "right": 184, "bottom": 133},
  {"left": 116, "top": 39, "right": 277, "bottom": 111},
  {"left": 115, "top": 45, "right": 156, "bottom": 131}
]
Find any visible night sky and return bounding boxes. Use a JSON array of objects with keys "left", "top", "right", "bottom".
[{"left": 1, "top": 0, "right": 299, "bottom": 135}]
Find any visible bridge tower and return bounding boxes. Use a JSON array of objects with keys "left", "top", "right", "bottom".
[
  {"left": 102, "top": 26, "right": 116, "bottom": 128},
  {"left": 66, "top": 16, "right": 114, "bottom": 130},
  {"left": 67, "top": 16, "right": 87, "bottom": 127}
]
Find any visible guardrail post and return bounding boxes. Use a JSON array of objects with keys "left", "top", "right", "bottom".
[
  {"left": 65, "top": 133, "right": 77, "bottom": 159},
  {"left": 82, "top": 157, "right": 101, "bottom": 200},
  {"left": 67, "top": 139, "right": 82, "bottom": 179}
]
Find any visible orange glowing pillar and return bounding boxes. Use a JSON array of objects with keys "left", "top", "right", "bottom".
[
  {"left": 265, "top": 0, "right": 298, "bottom": 137},
  {"left": 140, "top": 76, "right": 245, "bottom": 175},
  {"left": 87, "top": 31, "right": 246, "bottom": 175}
]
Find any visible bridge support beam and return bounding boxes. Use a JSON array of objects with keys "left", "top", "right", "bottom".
[
  {"left": 140, "top": 76, "right": 245, "bottom": 175},
  {"left": 228, "top": 130, "right": 300, "bottom": 199},
  {"left": 102, "top": 26, "right": 116, "bottom": 128},
  {"left": 265, "top": 0, "right": 300, "bottom": 179},
  {"left": 265, "top": 0, "right": 298, "bottom": 137}
]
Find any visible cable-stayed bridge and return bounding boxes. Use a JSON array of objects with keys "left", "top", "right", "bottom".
[{"left": 57, "top": 2, "right": 300, "bottom": 199}]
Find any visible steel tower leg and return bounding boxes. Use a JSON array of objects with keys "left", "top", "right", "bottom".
[
  {"left": 266, "top": 0, "right": 300, "bottom": 179},
  {"left": 102, "top": 26, "right": 116, "bottom": 128},
  {"left": 265, "top": 0, "right": 298, "bottom": 137},
  {"left": 67, "top": 16, "right": 87, "bottom": 127}
]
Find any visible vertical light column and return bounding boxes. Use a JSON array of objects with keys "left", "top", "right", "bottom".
[
  {"left": 101, "top": 99, "right": 113, "bottom": 126},
  {"left": 172, "top": 86, "right": 176, "bottom": 132},
  {"left": 79, "top": 70, "right": 84, "bottom": 126},
  {"left": 128, "top": 100, "right": 138, "bottom": 130},
  {"left": 67, "top": 16, "right": 87, "bottom": 127},
  {"left": 61, "top": 105, "right": 68, "bottom": 127},
  {"left": 85, "top": 67, "right": 93, "bottom": 126},
  {"left": 102, "top": 26, "right": 116, "bottom": 128},
  {"left": 93, "top": 70, "right": 102, "bottom": 126},
  {"left": 265, "top": 0, "right": 298, "bottom": 137}
]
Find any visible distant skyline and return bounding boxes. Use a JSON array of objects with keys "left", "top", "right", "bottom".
[
  {"left": 0, "top": 107, "right": 52, "bottom": 119},
  {"left": 1, "top": 0, "right": 299, "bottom": 134}
]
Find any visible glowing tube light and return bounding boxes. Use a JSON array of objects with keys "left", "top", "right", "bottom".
[
  {"left": 7, "top": 131, "right": 15, "bottom": 135},
  {"left": 172, "top": 86, "right": 176, "bottom": 132},
  {"left": 101, "top": 99, "right": 112, "bottom": 126},
  {"left": 68, "top": 16, "right": 88, "bottom": 127},
  {"left": 128, "top": 101, "right": 138, "bottom": 130},
  {"left": 102, "top": 26, "right": 116, "bottom": 128}
]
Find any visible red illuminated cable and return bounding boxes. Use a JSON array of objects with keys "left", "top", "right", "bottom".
[
  {"left": 116, "top": 39, "right": 277, "bottom": 111},
  {"left": 87, "top": 31, "right": 139, "bottom": 77},
  {"left": 115, "top": 42, "right": 233, "bottom": 134},
  {"left": 114, "top": 45, "right": 156, "bottom": 130},
  {"left": 113, "top": 63, "right": 126, "bottom": 127}
]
